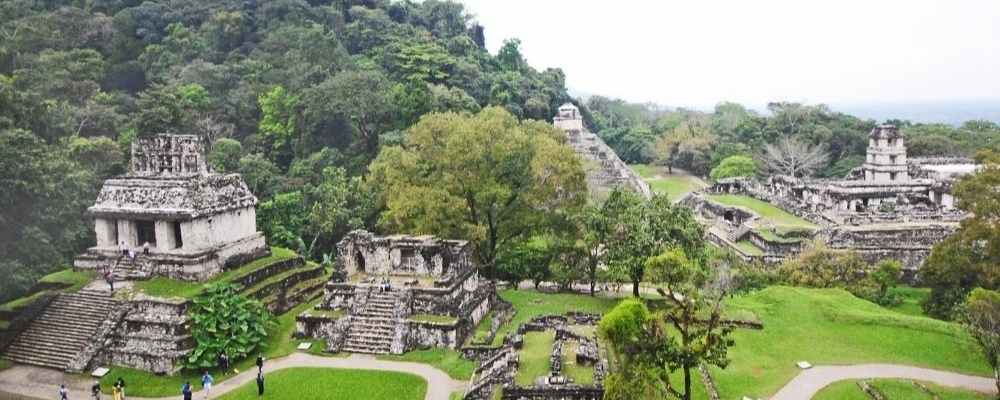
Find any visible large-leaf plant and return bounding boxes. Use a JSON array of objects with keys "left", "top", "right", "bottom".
[{"left": 185, "top": 283, "right": 273, "bottom": 370}]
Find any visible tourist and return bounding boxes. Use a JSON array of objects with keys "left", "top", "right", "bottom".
[
  {"left": 181, "top": 382, "right": 192, "bottom": 400},
  {"left": 91, "top": 381, "right": 101, "bottom": 400},
  {"left": 201, "top": 371, "right": 214, "bottom": 398},
  {"left": 256, "top": 371, "right": 265, "bottom": 397},
  {"left": 59, "top": 384, "right": 68, "bottom": 400},
  {"left": 116, "top": 377, "right": 126, "bottom": 399},
  {"left": 105, "top": 270, "right": 114, "bottom": 293},
  {"left": 128, "top": 248, "right": 136, "bottom": 264},
  {"left": 255, "top": 354, "right": 264, "bottom": 373},
  {"left": 119, "top": 241, "right": 127, "bottom": 257},
  {"left": 142, "top": 241, "right": 150, "bottom": 256},
  {"left": 218, "top": 352, "right": 230, "bottom": 375},
  {"left": 111, "top": 379, "right": 122, "bottom": 400}
]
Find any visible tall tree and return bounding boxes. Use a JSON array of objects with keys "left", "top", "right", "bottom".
[
  {"left": 961, "top": 288, "right": 1000, "bottom": 397},
  {"left": 369, "top": 107, "right": 587, "bottom": 281},
  {"left": 759, "top": 136, "right": 830, "bottom": 178}
]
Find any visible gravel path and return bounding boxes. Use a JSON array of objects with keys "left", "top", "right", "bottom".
[
  {"left": 0, "top": 353, "right": 466, "bottom": 400},
  {"left": 770, "top": 363, "right": 997, "bottom": 400}
]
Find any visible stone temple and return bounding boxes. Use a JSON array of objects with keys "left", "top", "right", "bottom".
[
  {"left": 74, "top": 134, "right": 268, "bottom": 281},
  {"left": 686, "top": 124, "right": 978, "bottom": 274},
  {"left": 553, "top": 103, "right": 652, "bottom": 199},
  {"left": 297, "top": 230, "right": 494, "bottom": 355}
]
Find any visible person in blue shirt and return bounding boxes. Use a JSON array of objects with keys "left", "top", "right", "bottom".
[
  {"left": 200, "top": 371, "right": 214, "bottom": 398},
  {"left": 181, "top": 382, "right": 192, "bottom": 400}
]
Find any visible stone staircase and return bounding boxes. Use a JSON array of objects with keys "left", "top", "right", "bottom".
[
  {"left": 342, "top": 291, "right": 401, "bottom": 354},
  {"left": 728, "top": 224, "right": 752, "bottom": 242},
  {"left": 2, "top": 289, "right": 122, "bottom": 371}
]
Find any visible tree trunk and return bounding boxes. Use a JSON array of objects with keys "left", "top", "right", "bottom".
[
  {"left": 683, "top": 366, "right": 692, "bottom": 400},
  {"left": 590, "top": 279, "right": 595, "bottom": 297},
  {"left": 633, "top": 280, "right": 640, "bottom": 298}
]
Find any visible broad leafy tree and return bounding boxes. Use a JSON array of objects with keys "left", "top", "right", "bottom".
[
  {"left": 370, "top": 107, "right": 587, "bottom": 281},
  {"left": 709, "top": 155, "right": 757, "bottom": 181},
  {"left": 961, "top": 288, "right": 1000, "bottom": 396}
]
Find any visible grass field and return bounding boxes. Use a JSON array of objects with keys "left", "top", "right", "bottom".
[
  {"left": 813, "top": 379, "right": 992, "bottom": 400},
  {"left": 516, "top": 331, "right": 555, "bottom": 386},
  {"left": 0, "top": 269, "right": 96, "bottom": 312},
  {"left": 378, "top": 348, "right": 475, "bottom": 380},
  {"left": 132, "top": 247, "right": 298, "bottom": 299},
  {"left": 736, "top": 240, "right": 764, "bottom": 255},
  {"left": 215, "top": 368, "right": 427, "bottom": 400},
  {"left": 707, "top": 194, "right": 817, "bottom": 229},
  {"left": 711, "top": 286, "right": 991, "bottom": 399},
  {"left": 99, "top": 295, "right": 326, "bottom": 396},
  {"left": 561, "top": 339, "right": 595, "bottom": 384},
  {"left": 888, "top": 286, "right": 931, "bottom": 317},
  {"left": 631, "top": 164, "right": 707, "bottom": 201}
]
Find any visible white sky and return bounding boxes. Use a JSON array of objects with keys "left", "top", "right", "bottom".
[{"left": 458, "top": 0, "right": 1000, "bottom": 110}]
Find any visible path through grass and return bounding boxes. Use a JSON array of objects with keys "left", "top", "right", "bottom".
[
  {"left": 216, "top": 367, "right": 427, "bottom": 400},
  {"left": 712, "top": 286, "right": 991, "bottom": 399}
]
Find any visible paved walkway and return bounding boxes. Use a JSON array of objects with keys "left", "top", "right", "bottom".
[
  {"left": 770, "top": 363, "right": 997, "bottom": 400},
  {"left": 0, "top": 353, "right": 466, "bottom": 400}
]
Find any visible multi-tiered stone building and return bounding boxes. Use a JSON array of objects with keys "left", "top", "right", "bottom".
[
  {"left": 297, "top": 230, "right": 494, "bottom": 355},
  {"left": 553, "top": 103, "right": 652, "bottom": 199},
  {"left": 74, "top": 134, "right": 268, "bottom": 280}
]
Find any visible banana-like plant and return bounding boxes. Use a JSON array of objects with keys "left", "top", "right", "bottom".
[{"left": 185, "top": 283, "right": 273, "bottom": 370}]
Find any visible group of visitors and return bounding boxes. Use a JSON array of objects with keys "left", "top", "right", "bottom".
[
  {"left": 59, "top": 355, "right": 268, "bottom": 399},
  {"left": 378, "top": 277, "right": 393, "bottom": 293}
]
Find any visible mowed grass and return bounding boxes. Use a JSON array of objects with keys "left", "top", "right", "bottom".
[
  {"left": 561, "top": 340, "right": 594, "bottom": 384},
  {"left": 99, "top": 295, "right": 326, "bottom": 396},
  {"left": 888, "top": 286, "right": 931, "bottom": 317},
  {"left": 132, "top": 247, "right": 298, "bottom": 299},
  {"left": 516, "top": 331, "right": 555, "bottom": 386},
  {"left": 630, "top": 164, "right": 707, "bottom": 201},
  {"left": 378, "top": 348, "right": 475, "bottom": 380},
  {"left": 492, "top": 289, "right": 621, "bottom": 346},
  {"left": 814, "top": 379, "right": 992, "bottom": 400},
  {"left": 711, "top": 286, "right": 991, "bottom": 399},
  {"left": 707, "top": 194, "right": 817, "bottom": 229},
  {"left": 216, "top": 368, "right": 427, "bottom": 400}
]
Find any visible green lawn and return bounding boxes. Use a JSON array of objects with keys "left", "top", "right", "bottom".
[
  {"left": 216, "top": 368, "right": 427, "bottom": 400},
  {"left": 469, "top": 310, "right": 495, "bottom": 344},
  {"left": 99, "top": 295, "right": 325, "bottom": 396},
  {"left": 492, "top": 289, "right": 621, "bottom": 346},
  {"left": 707, "top": 194, "right": 817, "bottom": 229},
  {"left": 378, "top": 348, "right": 475, "bottom": 380},
  {"left": 516, "top": 331, "right": 555, "bottom": 386},
  {"left": 450, "top": 391, "right": 465, "bottom": 400},
  {"left": 132, "top": 247, "right": 298, "bottom": 299},
  {"left": 561, "top": 340, "right": 594, "bottom": 385},
  {"left": 888, "top": 286, "right": 931, "bottom": 317},
  {"left": 814, "top": 379, "right": 992, "bottom": 400},
  {"left": 735, "top": 240, "right": 764, "bottom": 256},
  {"left": 631, "top": 164, "right": 707, "bottom": 202},
  {"left": 711, "top": 286, "right": 991, "bottom": 399}
]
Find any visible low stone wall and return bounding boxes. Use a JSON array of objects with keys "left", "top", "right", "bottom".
[
  {"left": 823, "top": 224, "right": 956, "bottom": 271},
  {"left": 501, "top": 385, "right": 603, "bottom": 400},
  {"left": 747, "top": 231, "right": 804, "bottom": 256},
  {"left": 232, "top": 256, "right": 304, "bottom": 289}
]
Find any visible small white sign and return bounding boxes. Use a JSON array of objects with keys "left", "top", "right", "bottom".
[
  {"left": 91, "top": 367, "right": 110, "bottom": 377},
  {"left": 297, "top": 342, "right": 313, "bottom": 350},
  {"left": 796, "top": 361, "right": 812, "bottom": 369}
]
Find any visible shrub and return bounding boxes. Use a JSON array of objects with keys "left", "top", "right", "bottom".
[{"left": 185, "top": 283, "right": 273, "bottom": 370}]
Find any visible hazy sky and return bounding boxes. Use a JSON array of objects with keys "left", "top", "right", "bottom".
[{"left": 458, "top": 0, "right": 1000, "bottom": 110}]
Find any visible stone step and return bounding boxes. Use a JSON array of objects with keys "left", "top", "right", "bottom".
[
  {"left": 4, "top": 346, "right": 76, "bottom": 367},
  {"left": 3, "top": 351, "right": 72, "bottom": 370},
  {"left": 20, "top": 320, "right": 102, "bottom": 335}
]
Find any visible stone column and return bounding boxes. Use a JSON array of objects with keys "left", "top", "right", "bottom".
[
  {"left": 95, "top": 218, "right": 117, "bottom": 248},
  {"left": 117, "top": 219, "right": 138, "bottom": 247},
  {"left": 155, "top": 221, "right": 177, "bottom": 251}
]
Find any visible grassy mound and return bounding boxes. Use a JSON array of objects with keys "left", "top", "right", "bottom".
[
  {"left": 631, "top": 164, "right": 706, "bottom": 201},
  {"left": 378, "top": 348, "right": 474, "bottom": 380},
  {"left": 216, "top": 368, "right": 427, "bottom": 400},
  {"left": 706, "top": 194, "right": 817, "bottom": 229},
  {"left": 132, "top": 247, "right": 299, "bottom": 299},
  {"left": 712, "top": 286, "right": 990, "bottom": 399},
  {"left": 814, "top": 379, "right": 992, "bottom": 400}
]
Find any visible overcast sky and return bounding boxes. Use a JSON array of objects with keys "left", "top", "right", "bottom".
[{"left": 458, "top": 0, "right": 1000, "bottom": 110}]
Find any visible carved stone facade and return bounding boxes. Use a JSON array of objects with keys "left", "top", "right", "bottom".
[
  {"left": 75, "top": 134, "right": 268, "bottom": 281},
  {"left": 553, "top": 103, "right": 652, "bottom": 199}
]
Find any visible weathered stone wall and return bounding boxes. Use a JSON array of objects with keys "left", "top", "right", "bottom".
[
  {"left": 335, "top": 230, "right": 473, "bottom": 279},
  {"left": 130, "top": 134, "right": 208, "bottom": 176},
  {"left": 822, "top": 224, "right": 956, "bottom": 271},
  {"left": 100, "top": 296, "right": 193, "bottom": 375}
]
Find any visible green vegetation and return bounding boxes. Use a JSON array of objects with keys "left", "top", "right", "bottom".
[
  {"left": 216, "top": 368, "right": 427, "bottom": 400},
  {"left": 889, "top": 286, "right": 932, "bottom": 317},
  {"left": 0, "top": 359, "right": 11, "bottom": 372},
  {"left": 450, "top": 392, "right": 466, "bottom": 400},
  {"left": 709, "top": 155, "right": 757, "bottom": 181},
  {"left": 469, "top": 310, "right": 495, "bottom": 344},
  {"left": 707, "top": 194, "right": 816, "bottom": 229},
  {"left": 814, "top": 379, "right": 992, "bottom": 400},
  {"left": 493, "top": 289, "right": 620, "bottom": 346},
  {"left": 735, "top": 241, "right": 763, "bottom": 256},
  {"left": 711, "top": 286, "right": 992, "bottom": 399},
  {"left": 185, "top": 283, "right": 272, "bottom": 369},
  {"left": 631, "top": 164, "right": 706, "bottom": 201},
  {"left": 561, "top": 340, "right": 594, "bottom": 385},
  {"left": 378, "top": 348, "right": 475, "bottom": 381},
  {"left": 0, "top": 268, "right": 95, "bottom": 312},
  {"left": 408, "top": 314, "right": 458, "bottom": 325},
  {"left": 753, "top": 228, "right": 804, "bottom": 244},
  {"left": 516, "top": 331, "right": 555, "bottom": 386},
  {"left": 132, "top": 247, "right": 297, "bottom": 299}
]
